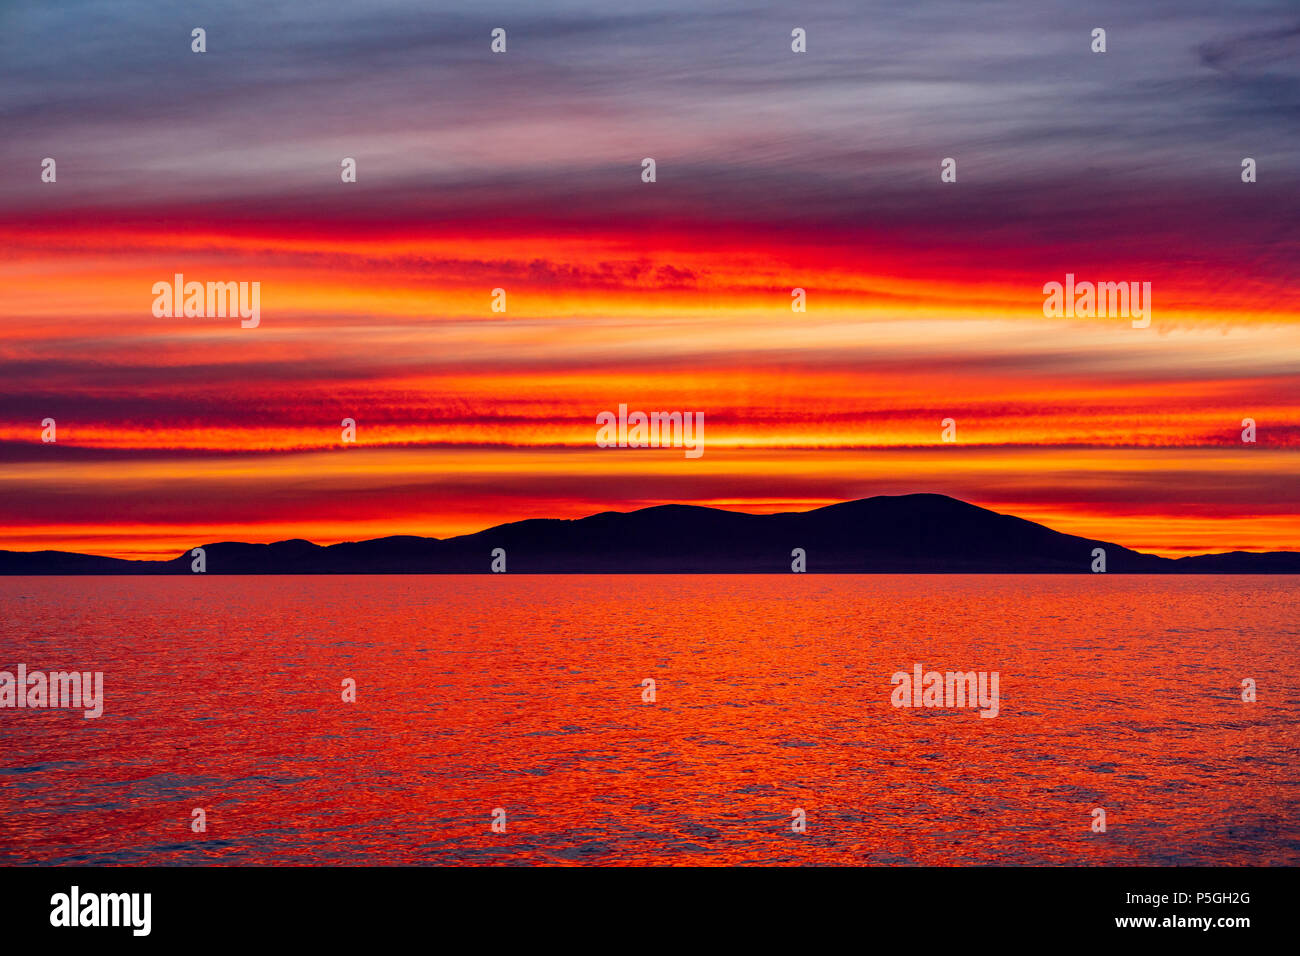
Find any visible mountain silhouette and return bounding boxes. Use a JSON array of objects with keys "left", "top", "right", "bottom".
[{"left": 0, "top": 494, "right": 1296, "bottom": 573}]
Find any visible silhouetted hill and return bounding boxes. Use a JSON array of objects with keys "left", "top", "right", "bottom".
[{"left": 0, "top": 494, "right": 1295, "bottom": 573}]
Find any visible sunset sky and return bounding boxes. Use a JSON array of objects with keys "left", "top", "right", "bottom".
[{"left": 1, "top": 0, "right": 1297, "bottom": 559}]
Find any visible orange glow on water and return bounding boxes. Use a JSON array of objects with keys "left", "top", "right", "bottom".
[{"left": 1, "top": 575, "right": 1295, "bottom": 865}]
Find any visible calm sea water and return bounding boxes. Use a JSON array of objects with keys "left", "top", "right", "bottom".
[{"left": 0, "top": 575, "right": 1295, "bottom": 865}]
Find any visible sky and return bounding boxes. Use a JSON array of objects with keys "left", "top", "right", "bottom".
[{"left": 0, "top": 0, "right": 1297, "bottom": 559}]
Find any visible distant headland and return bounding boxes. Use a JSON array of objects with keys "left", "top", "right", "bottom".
[{"left": 2, "top": 494, "right": 1295, "bottom": 574}]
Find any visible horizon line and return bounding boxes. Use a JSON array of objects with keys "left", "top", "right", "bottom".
[{"left": 2, "top": 493, "right": 1295, "bottom": 565}]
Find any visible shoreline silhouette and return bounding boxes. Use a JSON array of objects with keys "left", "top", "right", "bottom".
[{"left": 2, "top": 494, "right": 1295, "bottom": 574}]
